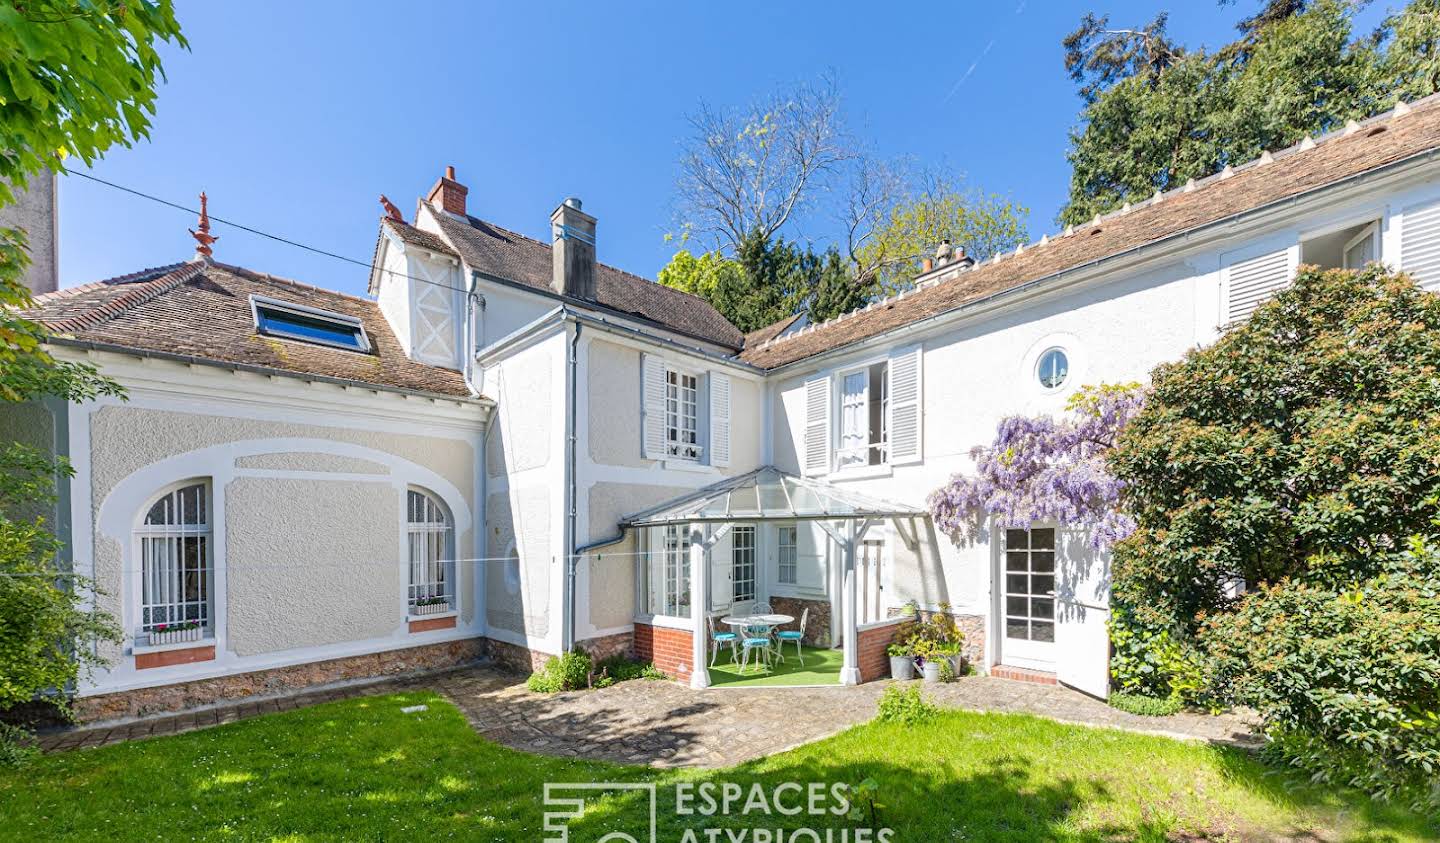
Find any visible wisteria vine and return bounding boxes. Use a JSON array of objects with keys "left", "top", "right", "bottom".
[{"left": 927, "top": 383, "right": 1145, "bottom": 548}]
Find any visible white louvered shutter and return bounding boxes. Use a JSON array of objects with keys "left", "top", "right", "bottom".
[
  {"left": 802, "top": 375, "right": 831, "bottom": 476},
  {"left": 887, "top": 346, "right": 923, "bottom": 465},
  {"left": 641, "top": 353, "right": 666, "bottom": 460},
  {"left": 1402, "top": 200, "right": 1440, "bottom": 290},
  {"left": 709, "top": 372, "right": 731, "bottom": 467},
  {"left": 1224, "top": 249, "right": 1292, "bottom": 322}
]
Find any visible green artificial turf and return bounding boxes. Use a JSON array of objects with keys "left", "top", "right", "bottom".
[
  {"left": 0, "top": 690, "right": 1433, "bottom": 841},
  {"left": 706, "top": 644, "right": 844, "bottom": 687}
]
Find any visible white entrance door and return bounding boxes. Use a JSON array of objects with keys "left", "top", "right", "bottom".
[
  {"left": 858, "top": 538, "right": 884, "bottom": 625},
  {"left": 730, "top": 524, "right": 757, "bottom": 611},
  {"left": 999, "top": 526, "right": 1057, "bottom": 669}
]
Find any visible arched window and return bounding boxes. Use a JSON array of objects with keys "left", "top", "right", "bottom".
[
  {"left": 407, "top": 489, "right": 454, "bottom": 615},
  {"left": 136, "top": 482, "right": 212, "bottom": 642}
]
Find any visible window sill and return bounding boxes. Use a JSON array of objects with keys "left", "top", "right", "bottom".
[
  {"left": 662, "top": 459, "right": 716, "bottom": 474},
  {"left": 131, "top": 637, "right": 218, "bottom": 656},
  {"left": 829, "top": 463, "right": 893, "bottom": 481},
  {"left": 406, "top": 609, "right": 458, "bottom": 622}
]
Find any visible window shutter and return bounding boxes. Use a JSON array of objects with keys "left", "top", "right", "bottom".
[
  {"left": 888, "top": 346, "right": 923, "bottom": 465},
  {"left": 803, "top": 375, "right": 831, "bottom": 476},
  {"left": 1224, "top": 249, "right": 1291, "bottom": 322},
  {"left": 641, "top": 353, "right": 666, "bottom": 460},
  {"left": 709, "top": 372, "right": 731, "bottom": 467},
  {"left": 1402, "top": 200, "right": 1440, "bottom": 290}
]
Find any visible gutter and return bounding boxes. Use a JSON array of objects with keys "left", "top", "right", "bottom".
[
  {"left": 48, "top": 336, "right": 493, "bottom": 408},
  {"left": 764, "top": 145, "right": 1440, "bottom": 375},
  {"left": 478, "top": 304, "right": 765, "bottom": 375}
]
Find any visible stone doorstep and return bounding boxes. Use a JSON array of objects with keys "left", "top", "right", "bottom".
[
  {"left": 990, "top": 664, "right": 1060, "bottom": 685},
  {"left": 37, "top": 659, "right": 489, "bottom": 737}
]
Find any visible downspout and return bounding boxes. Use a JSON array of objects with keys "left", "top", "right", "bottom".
[
  {"left": 562, "top": 321, "right": 582, "bottom": 652},
  {"left": 462, "top": 268, "right": 485, "bottom": 396}
]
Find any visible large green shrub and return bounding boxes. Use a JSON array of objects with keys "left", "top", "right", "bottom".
[
  {"left": 1108, "top": 265, "right": 1440, "bottom": 636},
  {"left": 526, "top": 650, "right": 594, "bottom": 693},
  {"left": 1200, "top": 534, "right": 1440, "bottom": 812}
]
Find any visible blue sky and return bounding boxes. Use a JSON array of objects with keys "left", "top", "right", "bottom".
[{"left": 60, "top": 1, "right": 1391, "bottom": 297}]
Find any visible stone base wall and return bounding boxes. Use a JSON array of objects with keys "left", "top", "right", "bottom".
[
  {"left": 74, "top": 638, "right": 487, "bottom": 724},
  {"left": 889, "top": 608, "right": 986, "bottom": 671},
  {"left": 858, "top": 619, "right": 914, "bottom": 683},
  {"left": 576, "top": 630, "right": 635, "bottom": 663},
  {"left": 768, "top": 596, "right": 831, "bottom": 646},
  {"left": 633, "top": 623, "right": 692, "bottom": 682},
  {"left": 485, "top": 638, "right": 555, "bottom": 675}
]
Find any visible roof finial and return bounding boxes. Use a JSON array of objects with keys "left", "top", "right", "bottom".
[
  {"left": 379, "top": 194, "right": 403, "bottom": 222},
  {"left": 189, "top": 192, "right": 218, "bottom": 260}
]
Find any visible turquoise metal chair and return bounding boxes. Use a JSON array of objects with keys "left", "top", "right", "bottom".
[
  {"left": 775, "top": 607, "right": 808, "bottom": 664},
  {"left": 707, "top": 614, "right": 738, "bottom": 667},
  {"left": 738, "top": 623, "right": 773, "bottom": 673}
]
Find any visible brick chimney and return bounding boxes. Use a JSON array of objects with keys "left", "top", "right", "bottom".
[
  {"left": 550, "top": 197, "right": 596, "bottom": 300},
  {"left": 425, "top": 165, "right": 468, "bottom": 217}
]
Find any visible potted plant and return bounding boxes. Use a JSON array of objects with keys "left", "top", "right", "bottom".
[
  {"left": 935, "top": 640, "right": 965, "bottom": 677},
  {"left": 886, "top": 642, "right": 914, "bottom": 680},
  {"left": 149, "top": 620, "right": 202, "bottom": 645},
  {"left": 413, "top": 596, "right": 452, "bottom": 616}
]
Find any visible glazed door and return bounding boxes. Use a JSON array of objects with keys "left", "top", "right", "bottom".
[{"left": 999, "top": 526, "right": 1057, "bottom": 669}]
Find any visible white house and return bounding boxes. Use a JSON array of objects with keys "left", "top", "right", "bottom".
[{"left": 14, "top": 96, "right": 1440, "bottom": 721}]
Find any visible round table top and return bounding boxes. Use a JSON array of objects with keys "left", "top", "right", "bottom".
[{"left": 720, "top": 613, "right": 794, "bottom": 627}]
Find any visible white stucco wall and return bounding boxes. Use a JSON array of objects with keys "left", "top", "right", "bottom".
[{"left": 66, "top": 358, "right": 485, "bottom": 697}]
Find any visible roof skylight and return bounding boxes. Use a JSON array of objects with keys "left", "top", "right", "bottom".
[{"left": 250, "top": 295, "right": 370, "bottom": 352}]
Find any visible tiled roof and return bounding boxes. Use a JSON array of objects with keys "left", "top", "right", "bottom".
[
  {"left": 381, "top": 217, "right": 457, "bottom": 258},
  {"left": 26, "top": 261, "right": 473, "bottom": 398},
  {"left": 406, "top": 205, "right": 745, "bottom": 350},
  {"left": 741, "top": 96, "right": 1440, "bottom": 369},
  {"left": 744, "top": 312, "right": 804, "bottom": 347}
]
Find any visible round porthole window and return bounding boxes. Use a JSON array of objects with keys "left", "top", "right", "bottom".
[{"left": 1037, "top": 348, "right": 1069, "bottom": 389}]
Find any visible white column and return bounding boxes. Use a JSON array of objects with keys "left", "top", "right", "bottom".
[
  {"left": 689, "top": 524, "right": 711, "bottom": 689},
  {"left": 840, "top": 519, "right": 861, "bottom": 686}
]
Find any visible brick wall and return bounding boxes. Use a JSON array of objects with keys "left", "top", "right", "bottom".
[
  {"left": 74, "top": 638, "right": 486, "bottom": 724},
  {"left": 858, "top": 619, "right": 914, "bottom": 683},
  {"left": 633, "top": 622, "right": 693, "bottom": 682},
  {"left": 768, "top": 596, "right": 831, "bottom": 646}
]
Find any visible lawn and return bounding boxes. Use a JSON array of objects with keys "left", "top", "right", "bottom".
[
  {"left": 0, "top": 691, "right": 1432, "bottom": 842},
  {"left": 707, "top": 644, "right": 843, "bottom": 686}
]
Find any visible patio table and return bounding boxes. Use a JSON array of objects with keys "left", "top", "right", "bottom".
[{"left": 720, "top": 613, "right": 794, "bottom": 666}]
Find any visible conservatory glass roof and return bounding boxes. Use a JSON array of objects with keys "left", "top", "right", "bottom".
[{"left": 619, "top": 466, "right": 928, "bottom": 527}]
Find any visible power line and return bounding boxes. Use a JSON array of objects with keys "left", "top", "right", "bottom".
[{"left": 70, "top": 171, "right": 471, "bottom": 296}]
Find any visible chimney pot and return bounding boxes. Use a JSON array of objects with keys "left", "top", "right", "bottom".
[
  {"left": 426, "top": 166, "right": 468, "bottom": 217},
  {"left": 922, "top": 257, "right": 934, "bottom": 273},
  {"left": 551, "top": 197, "right": 597, "bottom": 300}
]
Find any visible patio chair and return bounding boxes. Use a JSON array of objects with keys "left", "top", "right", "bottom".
[
  {"left": 707, "top": 614, "right": 738, "bottom": 667},
  {"left": 738, "top": 623, "right": 773, "bottom": 674},
  {"left": 775, "top": 607, "right": 808, "bottom": 664},
  {"left": 753, "top": 601, "right": 773, "bottom": 614}
]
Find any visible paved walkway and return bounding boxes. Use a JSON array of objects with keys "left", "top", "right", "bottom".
[{"left": 36, "top": 665, "right": 1259, "bottom": 766}]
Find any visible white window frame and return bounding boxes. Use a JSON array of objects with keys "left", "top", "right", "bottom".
[
  {"left": 776, "top": 524, "right": 798, "bottom": 585},
  {"left": 833, "top": 359, "right": 888, "bottom": 472},
  {"left": 249, "top": 294, "right": 371, "bottom": 353},
  {"left": 406, "top": 488, "right": 455, "bottom": 615},
  {"left": 1035, "top": 347, "right": 1070, "bottom": 391},
  {"left": 731, "top": 525, "right": 756, "bottom": 603},
  {"left": 659, "top": 524, "right": 692, "bottom": 616},
  {"left": 133, "top": 481, "right": 214, "bottom": 644},
  {"left": 1343, "top": 221, "right": 1381, "bottom": 269},
  {"left": 665, "top": 366, "right": 703, "bottom": 461}
]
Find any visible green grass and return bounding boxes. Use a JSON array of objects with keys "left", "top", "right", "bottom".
[
  {"left": 0, "top": 691, "right": 1433, "bottom": 841},
  {"left": 707, "top": 644, "right": 843, "bottom": 687}
]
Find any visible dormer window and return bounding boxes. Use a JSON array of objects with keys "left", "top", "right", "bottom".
[{"left": 251, "top": 295, "right": 370, "bottom": 352}]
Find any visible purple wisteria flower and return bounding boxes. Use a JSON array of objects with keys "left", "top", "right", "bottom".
[{"left": 928, "top": 384, "right": 1145, "bottom": 548}]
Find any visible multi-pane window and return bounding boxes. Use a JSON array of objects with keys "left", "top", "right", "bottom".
[
  {"left": 777, "top": 525, "right": 798, "bottom": 585},
  {"left": 665, "top": 369, "right": 701, "bottom": 460},
  {"left": 252, "top": 296, "right": 370, "bottom": 352},
  {"left": 837, "top": 362, "right": 887, "bottom": 469},
  {"left": 407, "top": 489, "right": 454, "bottom": 613},
  {"left": 731, "top": 526, "right": 756, "bottom": 603},
  {"left": 1003, "top": 527, "right": 1056, "bottom": 644},
  {"left": 655, "top": 524, "right": 691, "bottom": 616},
  {"left": 137, "top": 483, "right": 212, "bottom": 640}
]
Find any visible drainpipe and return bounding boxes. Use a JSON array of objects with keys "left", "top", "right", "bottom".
[{"left": 562, "top": 321, "right": 582, "bottom": 652}]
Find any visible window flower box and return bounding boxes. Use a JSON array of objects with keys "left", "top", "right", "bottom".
[
  {"left": 148, "top": 621, "right": 202, "bottom": 646},
  {"left": 412, "top": 598, "right": 452, "bottom": 616}
]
